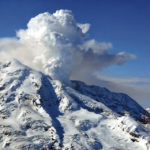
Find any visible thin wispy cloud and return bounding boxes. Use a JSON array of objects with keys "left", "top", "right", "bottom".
[{"left": 97, "top": 75, "right": 150, "bottom": 84}]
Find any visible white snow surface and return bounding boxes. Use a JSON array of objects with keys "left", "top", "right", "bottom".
[{"left": 0, "top": 59, "right": 150, "bottom": 150}]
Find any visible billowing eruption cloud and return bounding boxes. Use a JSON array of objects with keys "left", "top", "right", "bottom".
[{"left": 0, "top": 9, "right": 136, "bottom": 83}]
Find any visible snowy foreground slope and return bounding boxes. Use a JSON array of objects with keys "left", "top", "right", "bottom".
[{"left": 0, "top": 60, "right": 150, "bottom": 150}]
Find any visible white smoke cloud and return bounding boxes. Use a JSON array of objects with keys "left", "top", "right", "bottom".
[{"left": 0, "top": 9, "right": 136, "bottom": 84}]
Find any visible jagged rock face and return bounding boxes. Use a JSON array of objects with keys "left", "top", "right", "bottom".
[{"left": 0, "top": 59, "right": 150, "bottom": 150}]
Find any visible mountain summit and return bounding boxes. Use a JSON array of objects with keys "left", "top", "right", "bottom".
[{"left": 0, "top": 59, "right": 150, "bottom": 150}]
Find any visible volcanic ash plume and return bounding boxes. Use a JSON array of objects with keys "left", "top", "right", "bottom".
[{"left": 0, "top": 9, "right": 136, "bottom": 83}]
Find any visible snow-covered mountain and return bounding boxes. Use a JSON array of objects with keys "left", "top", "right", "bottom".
[{"left": 0, "top": 59, "right": 150, "bottom": 150}]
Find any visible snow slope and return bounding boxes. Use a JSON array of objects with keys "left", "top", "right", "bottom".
[{"left": 0, "top": 59, "right": 150, "bottom": 150}]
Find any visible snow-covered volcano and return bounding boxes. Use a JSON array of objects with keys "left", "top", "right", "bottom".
[{"left": 0, "top": 59, "right": 150, "bottom": 150}]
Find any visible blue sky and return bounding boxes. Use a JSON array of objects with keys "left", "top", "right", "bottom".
[{"left": 0, "top": 0, "right": 150, "bottom": 106}]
